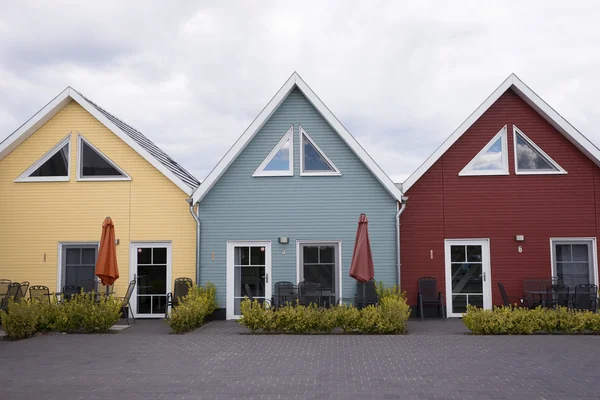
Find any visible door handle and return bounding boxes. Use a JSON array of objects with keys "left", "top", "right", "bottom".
[
  {"left": 483, "top": 272, "right": 486, "bottom": 281},
  {"left": 262, "top": 274, "right": 268, "bottom": 283}
]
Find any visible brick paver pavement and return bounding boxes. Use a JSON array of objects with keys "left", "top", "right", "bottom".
[{"left": 1, "top": 318, "right": 599, "bottom": 399}]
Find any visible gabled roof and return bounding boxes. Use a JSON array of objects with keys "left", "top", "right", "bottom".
[
  {"left": 191, "top": 72, "right": 403, "bottom": 203},
  {"left": 0, "top": 87, "right": 200, "bottom": 194},
  {"left": 401, "top": 73, "right": 600, "bottom": 193}
]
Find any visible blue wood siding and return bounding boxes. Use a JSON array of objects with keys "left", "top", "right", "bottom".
[{"left": 198, "top": 88, "right": 397, "bottom": 309}]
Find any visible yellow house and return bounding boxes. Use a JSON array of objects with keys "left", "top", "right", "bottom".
[{"left": 0, "top": 87, "right": 200, "bottom": 318}]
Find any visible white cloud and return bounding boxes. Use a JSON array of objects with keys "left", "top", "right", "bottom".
[{"left": 1, "top": 0, "right": 599, "bottom": 184}]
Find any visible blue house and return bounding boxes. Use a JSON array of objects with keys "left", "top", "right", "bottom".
[{"left": 191, "top": 73, "right": 404, "bottom": 319}]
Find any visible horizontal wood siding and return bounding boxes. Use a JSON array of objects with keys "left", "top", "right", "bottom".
[
  {"left": 402, "top": 89, "right": 600, "bottom": 307},
  {"left": 0, "top": 101, "right": 196, "bottom": 297},
  {"left": 199, "top": 88, "right": 397, "bottom": 308}
]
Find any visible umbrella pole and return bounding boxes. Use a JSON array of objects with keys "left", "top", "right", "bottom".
[{"left": 362, "top": 281, "right": 366, "bottom": 308}]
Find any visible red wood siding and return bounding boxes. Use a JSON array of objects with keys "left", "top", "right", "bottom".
[{"left": 401, "top": 89, "right": 600, "bottom": 307}]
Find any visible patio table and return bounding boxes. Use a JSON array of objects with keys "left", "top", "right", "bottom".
[{"left": 524, "top": 290, "right": 548, "bottom": 307}]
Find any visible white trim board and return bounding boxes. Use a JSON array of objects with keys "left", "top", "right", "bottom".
[
  {"left": 402, "top": 74, "right": 600, "bottom": 192},
  {"left": 76, "top": 133, "right": 131, "bottom": 181},
  {"left": 252, "top": 125, "right": 294, "bottom": 177},
  {"left": 192, "top": 72, "right": 403, "bottom": 203},
  {"left": 0, "top": 87, "right": 193, "bottom": 195},
  {"left": 15, "top": 133, "right": 71, "bottom": 182},
  {"left": 299, "top": 126, "right": 341, "bottom": 176}
]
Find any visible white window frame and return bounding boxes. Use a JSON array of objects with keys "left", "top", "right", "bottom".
[
  {"left": 549, "top": 237, "right": 598, "bottom": 287},
  {"left": 15, "top": 133, "right": 71, "bottom": 182},
  {"left": 252, "top": 126, "right": 294, "bottom": 177},
  {"left": 295, "top": 240, "right": 343, "bottom": 300},
  {"left": 513, "top": 125, "right": 567, "bottom": 175},
  {"left": 56, "top": 241, "right": 100, "bottom": 292},
  {"left": 299, "top": 126, "right": 341, "bottom": 176},
  {"left": 459, "top": 125, "right": 508, "bottom": 176},
  {"left": 77, "top": 133, "right": 131, "bottom": 181}
]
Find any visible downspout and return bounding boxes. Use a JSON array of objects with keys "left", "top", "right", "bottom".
[
  {"left": 396, "top": 196, "right": 409, "bottom": 290},
  {"left": 186, "top": 198, "right": 201, "bottom": 284}
]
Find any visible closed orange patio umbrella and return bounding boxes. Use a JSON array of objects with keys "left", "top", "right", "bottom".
[{"left": 95, "top": 216, "right": 119, "bottom": 295}]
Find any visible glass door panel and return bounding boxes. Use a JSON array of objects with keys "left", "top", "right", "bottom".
[
  {"left": 134, "top": 246, "right": 168, "bottom": 317},
  {"left": 233, "top": 245, "right": 267, "bottom": 315},
  {"left": 445, "top": 240, "right": 491, "bottom": 317}
]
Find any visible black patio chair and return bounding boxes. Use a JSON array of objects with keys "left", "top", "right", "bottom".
[
  {"left": 573, "top": 284, "right": 598, "bottom": 312},
  {"left": 1, "top": 283, "right": 21, "bottom": 311},
  {"left": 0, "top": 279, "right": 11, "bottom": 297},
  {"left": 62, "top": 285, "right": 82, "bottom": 301},
  {"left": 29, "top": 285, "right": 51, "bottom": 304},
  {"left": 244, "top": 284, "right": 270, "bottom": 307},
  {"left": 523, "top": 279, "right": 544, "bottom": 308},
  {"left": 354, "top": 280, "right": 378, "bottom": 309},
  {"left": 120, "top": 278, "right": 137, "bottom": 325},
  {"left": 273, "top": 281, "right": 298, "bottom": 308},
  {"left": 497, "top": 282, "right": 522, "bottom": 307},
  {"left": 298, "top": 281, "right": 322, "bottom": 307},
  {"left": 18, "top": 281, "right": 29, "bottom": 299},
  {"left": 165, "top": 277, "right": 193, "bottom": 318},
  {"left": 547, "top": 284, "right": 569, "bottom": 308},
  {"left": 417, "top": 277, "right": 445, "bottom": 320}
]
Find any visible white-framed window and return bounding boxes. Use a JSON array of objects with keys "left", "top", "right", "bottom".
[
  {"left": 57, "top": 242, "right": 99, "bottom": 292},
  {"left": 550, "top": 238, "right": 598, "bottom": 288},
  {"left": 77, "top": 134, "right": 131, "bottom": 181},
  {"left": 299, "top": 126, "right": 341, "bottom": 176},
  {"left": 296, "top": 240, "right": 342, "bottom": 298},
  {"left": 253, "top": 126, "right": 294, "bottom": 177},
  {"left": 513, "top": 125, "right": 566, "bottom": 175},
  {"left": 15, "top": 134, "right": 71, "bottom": 182},
  {"left": 459, "top": 125, "right": 508, "bottom": 176}
]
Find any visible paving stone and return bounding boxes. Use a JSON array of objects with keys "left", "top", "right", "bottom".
[{"left": 0, "top": 319, "right": 599, "bottom": 399}]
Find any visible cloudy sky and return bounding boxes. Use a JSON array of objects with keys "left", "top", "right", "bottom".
[{"left": 1, "top": 1, "right": 599, "bottom": 183}]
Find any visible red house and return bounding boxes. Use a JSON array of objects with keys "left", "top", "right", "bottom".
[{"left": 400, "top": 74, "right": 600, "bottom": 317}]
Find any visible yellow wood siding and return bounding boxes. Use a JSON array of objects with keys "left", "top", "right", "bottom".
[{"left": 0, "top": 101, "right": 196, "bottom": 297}]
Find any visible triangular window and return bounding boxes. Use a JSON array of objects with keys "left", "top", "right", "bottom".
[
  {"left": 459, "top": 126, "right": 508, "bottom": 176},
  {"left": 77, "top": 134, "right": 130, "bottom": 180},
  {"left": 15, "top": 134, "right": 71, "bottom": 182},
  {"left": 513, "top": 126, "right": 566, "bottom": 174},
  {"left": 300, "top": 126, "right": 340, "bottom": 176},
  {"left": 253, "top": 126, "right": 294, "bottom": 176}
]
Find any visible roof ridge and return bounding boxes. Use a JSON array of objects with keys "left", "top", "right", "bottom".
[{"left": 74, "top": 89, "right": 200, "bottom": 188}]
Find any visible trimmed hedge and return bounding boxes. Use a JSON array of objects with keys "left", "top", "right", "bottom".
[
  {"left": 462, "top": 305, "right": 600, "bottom": 335},
  {"left": 238, "top": 285, "right": 411, "bottom": 334},
  {"left": 166, "top": 282, "right": 217, "bottom": 334},
  {"left": 0, "top": 293, "right": 122, "bottom": 340}
]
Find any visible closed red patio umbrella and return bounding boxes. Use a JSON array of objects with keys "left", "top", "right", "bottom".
[
  {"left": 349, "top": 214, "right": 374, "bottom": 302},
  {"left": 95, "top": 217, "right": 119, "bottom": 295}
]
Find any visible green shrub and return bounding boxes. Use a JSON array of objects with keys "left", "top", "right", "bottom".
[
  {"left": 53, "top": 292, "right": 122, "bottom": 333},
  {"left": 166, "top": 282, "right": 217, "bottom": 334},
  {"left": 0, "top": 292, "right": 123, "bottom": 340},
  {"left": 238, "top": 284, "right": 411, "bottom": 334},
  {"left": 0, "top": 300, "right": 39, "bottom": 340},
  {"left": 462, "top": 305, "right": 600, "bottom": 335}
]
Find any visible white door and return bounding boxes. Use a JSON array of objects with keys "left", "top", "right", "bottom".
[
  {"left": 226, "top": 241, "right": 272, "bottom": 320},
  {"left": 444, "top": 239, "right": 492, "bottom": 317},
  {"left": 129, "top": 242, "right": 172, "bottom": 318}
]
